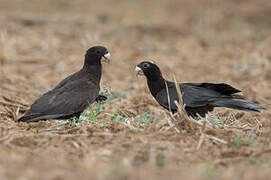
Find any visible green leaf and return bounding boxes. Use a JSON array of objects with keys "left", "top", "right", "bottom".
[
  {"left": 134, "top": 117, "right": 140, "bottom": 124},
  {"left": 108, "top": 92, "right": 126, "bottom": 100},
  {"left": 193, "top": 116, "right": 201, "bottom": 121},
  {"left": 155, "top": 156, "right": 165, "bottom": 167},
  {"left": 110, "top": 113, "right": 119, "bottom": 121},
  {"left": 234, "top": 135, "right": 242, "bottom": 148},
  {"left": 119, "top": 117, "right": 126, "bottom": 123},
  {"left": 248, "top": 157, "right": 257, "bottom": 164},
  {"left": 142, "top": 112, "right": 150, "bottom": 123},
  {"left": 214, "top": 118, "right": 224, "bottom": 128}
]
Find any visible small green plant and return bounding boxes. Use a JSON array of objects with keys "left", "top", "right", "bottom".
[
  {"left": 259, "top": 157, "right": 267, "bottom": 165},
  {"left": 233, "top": 135, "right": 242, "bottom": 148},
  {"left": 248, "top": 156, "right": 257, "bottom": 164},
  {"left": 248, "top": 136, "right": 257, "bottom": 146},
  {"left": 70, "top": 100, "right": 106, "bottom": 127},
  {"left": 70, "top": 116, "right": 83, "bottom": 127},
  {"left": 94, "top": 99, "right": 106, "bottom": 114},
  {"left": 87, "top": 103, "right": 106, "bottom": 125},
  {"left": 155, "top": 155, "right": 165, "bottom": 167},
  {"left": 110, "top": 113, "right": 143, "bottom": 131},
  {"left": 110, "top": 113, "right": 119, "bottom": 121},
  {"left": 88, "top": 105, "right": 99, "bottom": 123},
  {"left": 248, "top": 156, "right": 267, "bottom": 165},
  {"left": 142, "top": 112, "right": 150, "bottom": 123},
  {"left": 201, "top": 164, "right": 214, "bottom": 179},
  {"left": 193, "top": 116, "right": 201, "bottom": 121},
  {"left": 213, "top": 118, "right": 224, "bottom": 128},
  {"left": 119, "top": 116, "right": 127, "bottom": 123},
  {"left": 57, "top": 86, "right": 127, "bottom": 125},
  {"left": 69, "top": 85, "right": 127, "bottom": 127},
  {"left": 206, "top": 114, "right": 224, "bottom": 128},
  {"left": 110, "top": 113, "right": 128, "bottom": 125},
  {"left": 70, "top": 112, "right": 92, "bottom": 127},
  {"left": 133, "top": 112, "right": 152, "bottom": 125}
]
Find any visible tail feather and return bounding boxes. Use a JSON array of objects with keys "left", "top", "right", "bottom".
[
  {"left": 17, "top": 114, "right": 44, "bottom": 123},
  {"left": 212, "top": 99, "right": 265, "bottom": 112},
  {"left": 17, "top": 113, "right": 74, "bottom": 123},
  {"left": 231, "top": 94, "right": 246, "bottom": 100},
  {"left": 198, "top": 83, "right": 241, "bottom": 95}
]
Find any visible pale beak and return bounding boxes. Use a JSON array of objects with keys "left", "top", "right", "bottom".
[
  {"left": 135, "top": 66, "right": 144, "bottom": 77},
  {"left": 102, "top": 51, "right": 111, "bottom": 63}
]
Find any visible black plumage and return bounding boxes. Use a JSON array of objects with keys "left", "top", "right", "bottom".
[
  {"left": 135, "top": 61, "right": 265, "bottom": 117},
  {"left": 17, "top": 46, "right": 111, "bottom": 123}
]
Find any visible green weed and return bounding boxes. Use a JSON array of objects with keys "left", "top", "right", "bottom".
[
  {"left": 133, "top": 112, "right": 152, "bottom": 126},
  {"left": 233, "top": 135, "right": 242, "bottom": 148},
  {"left": 249, "top": 156, "right": 268, "bottom": 165},
  {"left": 110, "top": 113, "right": 128, "bottom": 125},
  {"left": 206, "top": 114, "right": 224, "bottom": 128},
  {"left": 155, "top": 155, "right": 165, "bottom": 167}
]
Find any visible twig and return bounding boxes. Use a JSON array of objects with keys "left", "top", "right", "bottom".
[
  {"left": 165, "top": 81, "right": 175, "bottom": 129},
  {"left": 252, "top": 149, "right": 271, "bottom": 157},
  {"left": 205, "top": 134, "right": 228, "bottom": 145},
  {"left": 3, "top": 95, "right": 29, "bottom": 107},
  {"left": 0, "top": 100, "right": 27, "bottom": 109},
  {"left": 196, "top": 130, "right": 205, "bottom": 150},
  {"left": 173, "top": 77, "right": 195, "bottom": 130},
  {"left": 196, "top": 117, "right": 206, "bottom": 150}
]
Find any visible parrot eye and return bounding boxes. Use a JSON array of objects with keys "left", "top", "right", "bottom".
[{"left": 143, "top": 63, "right": 150, "bottom": 68}]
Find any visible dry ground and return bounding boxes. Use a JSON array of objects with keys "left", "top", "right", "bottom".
[{"left": 0, "top": 0, "right": 271, "bottom": 179}]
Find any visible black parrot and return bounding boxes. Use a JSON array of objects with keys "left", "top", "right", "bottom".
[
  {"left": 17, "top": 46, "right": 111, "bottom": 123},
  {"left": 135, "top": 61, "right": 265, "bottom": 117}
]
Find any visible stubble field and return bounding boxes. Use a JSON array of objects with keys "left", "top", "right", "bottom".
[{"left": 0, "top": 0, "right": 271, "bottom": 179}]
